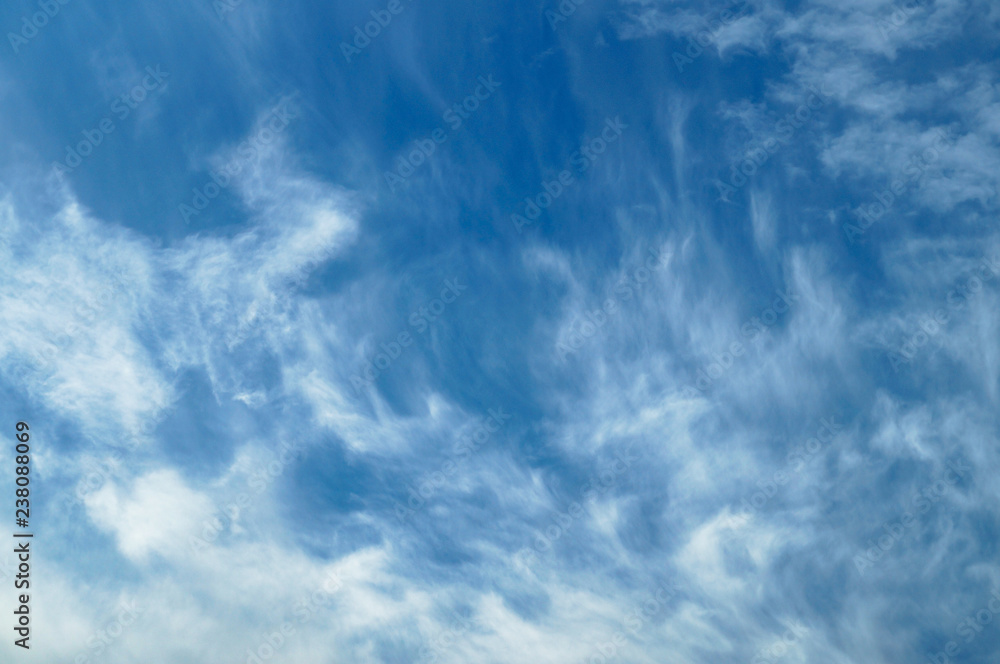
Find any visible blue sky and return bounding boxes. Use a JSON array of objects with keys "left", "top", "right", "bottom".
[{"left": 1, "top": 0, "right": 999, "bottom": 662}]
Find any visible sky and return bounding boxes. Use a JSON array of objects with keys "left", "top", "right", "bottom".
[{"left": 0, "top": 0, "right": 999, "bottom": 662}]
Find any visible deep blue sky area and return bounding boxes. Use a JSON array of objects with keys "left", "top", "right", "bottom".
[{"left": 1, "top": 0, "right": 1000, "bottom": 662}]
